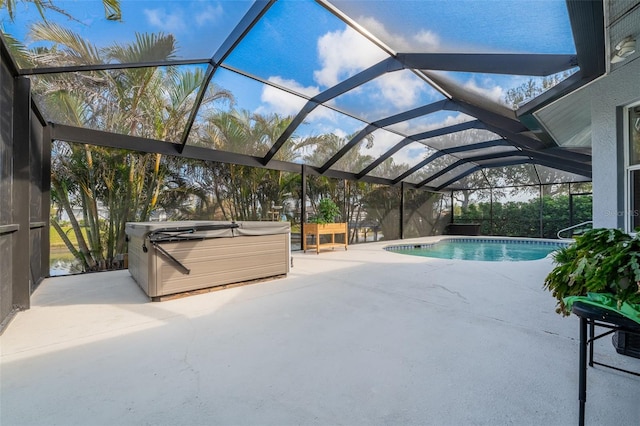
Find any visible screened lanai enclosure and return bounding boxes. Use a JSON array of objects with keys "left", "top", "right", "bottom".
[{"left": 1, "top": 0, "right": 604, "bottom": 327}]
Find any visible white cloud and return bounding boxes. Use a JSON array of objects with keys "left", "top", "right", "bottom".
[
  {"left": 271, "top": 76, "right": 320, "bottom": 98},
  {"left": 294, "top": 126, "right": 328, "bottom": 140},
  {"left": 144, "top": 3, "right": 221, "bottom": 33},
  {"left": 463, "top": 78, "right": 504, "bottom": 103},
  {"left": 313, "top": 26, "right": 388, "bottom": 87},
  {"left": 440, "top": 113, "right": 476, "bottom": 128},
  {"left": 195, "top": 4, "right": 223, "bottom": 26},
  {"left": 392, "top": 144, "right": 430, "bottom": 167},
  {"left": 332, "top": 127, "right": 349, "bottom": 140},
  {"left": 144, "top": 8, "right": 186, "bottom": 33},
  {"left": 390, "top": 112, "right": 474, "bottom": 135},
  {"left": 313, "top": 19, "right": 445, "bottom": 116},
  {"left": 358, "top": 16, "right": 442, "bottom": 52},
  {"left": 357, "top": 16, "right": 413, "bottom": 51},
  {"left": 413, "top": 30, "right": 441, "bottom": 51},
  {"left": 257, "top": 76, "right": 321, "bottom": 117},
  {"left": 364, "top": 132, "right": 432, "bottom": 169},
  {"left": 367, "top": 132, "right": 405, "bottom": 157},
  {"left": 373, "top": 71, "right": 427, "bottom": 109}
]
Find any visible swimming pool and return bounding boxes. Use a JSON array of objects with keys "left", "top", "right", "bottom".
[{"left": 385, "top": 238, "right": 569, "bottom": 261}]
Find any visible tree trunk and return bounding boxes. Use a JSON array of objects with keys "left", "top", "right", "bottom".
[{"left": 51, "top": 176, "right": 97, "bottom": 271}]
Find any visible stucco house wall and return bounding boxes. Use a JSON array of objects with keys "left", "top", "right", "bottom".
[{"left": 590, "top": 57, "right": 640, "bottom": 229}]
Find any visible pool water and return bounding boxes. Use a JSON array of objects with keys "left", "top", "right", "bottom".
[{"left": 387, "top": 239, "right": 567, "bottom": 261}]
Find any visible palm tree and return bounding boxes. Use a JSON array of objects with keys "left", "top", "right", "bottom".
[
  {"left": 28, "top": 22, "right": 232, "bottom": 270},
  {"left": 196, "top": 110, "right": 299, "bottom": 221},
  {"left": 1, "top": 0, "right": 121, "bottom": 22},
  {"left": 295, "top": 131, "right": 374, "bottom": 222}
]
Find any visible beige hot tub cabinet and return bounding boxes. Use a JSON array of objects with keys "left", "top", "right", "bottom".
[{"left": 126, "top": 221, "right": 290, "bottom": 299}]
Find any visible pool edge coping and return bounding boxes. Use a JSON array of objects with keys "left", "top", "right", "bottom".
[{"left": 382, "top": 235, "right": 572, "bottom": 253}]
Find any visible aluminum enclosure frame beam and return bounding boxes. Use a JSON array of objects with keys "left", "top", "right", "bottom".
[
  {"left": 327, "top": 91, "right": 571, "bottom": 180},
  {"left": 13, "top": 77, "right": 32, "bottom": 311},
  {"left": 433, "top": 159, "right": 533, "bottom": 191},
  {"left": 338, "top": 99, "right": 455, "bottom": 174},
  {"left": 321, "top": 100, "right": 459, "bottom": 174},
  {"left": 396, "top": 53, "right": 578, "bottom": 76},
  {"left": 432, "top": 154, "right": 591, "bottom": 192},
  {"left": 1, "top": 0, "right": 595, "bottom": 195},
  {"left": 262, "top": 56, "right": 403, "bottom": 165},
  {"left": 355, "top": 120, "right": 487, "bottom": 178},
  {"left": 178, "top": 0, "right": 275, "bottom": 152},
  {"left": 412, "top": 144, "right": 590, "bottom": 189},
  {"left": 516, "top": 0, "right": 605, "bottom": 130},
  {"left": 16, "top": 59, "right": 212, "bottom": 76},
  {"left": 416, "top": 151, "right": 529, "bottom": 188},
  {"left": 391, "top": 139, "right": 513, "bottom": 184},
  {"left": 263, "top": 49, "right": 580, "bottom": 168},
  {"left": 323, "top": 115, "right": 483, "bottom": 175},
  {"left": 49, "top": 123, "right": 424, "bottom": 189}
]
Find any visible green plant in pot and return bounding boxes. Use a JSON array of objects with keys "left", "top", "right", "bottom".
[
  {"left": 311, "top": 198, "right": 341, "bottom": 224},
  {"left": 544, "top": 228, "right": 640, "bottom": 318}
]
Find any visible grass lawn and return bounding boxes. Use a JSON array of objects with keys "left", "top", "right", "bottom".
[{"left": 50, "top": 225, "right": 88, "bottom": 250}]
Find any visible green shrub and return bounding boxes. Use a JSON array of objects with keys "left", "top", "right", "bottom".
[
  {"left": 310, "top": 198, "right": 341, "bottom": 224},
  {"left": 544, "top": 228, "right": 640, "bottom": 315}
]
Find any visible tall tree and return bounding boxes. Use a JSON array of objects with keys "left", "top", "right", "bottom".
[
  {"left": 28, "top": 22, "right": 232, "bottom": 270},
  {"left": 504, "top": 72, "right": 573, "bottom": 110},
  {"left": 1, "top": 0, "right": 121, "bottom": 22},
  {"left": 194, "top": 110, "right": 299, "bottom": 221}
]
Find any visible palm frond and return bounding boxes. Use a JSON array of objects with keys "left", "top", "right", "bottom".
[
  {"left": 102, "top": 0, "right": 121, "bottom": 20},
  {"left": 29, "top": 21, "right": 102, "bottom": 65},
  {"left": 0, "top": 30, "right": 34, "bottom": 68},
  {"left": 104, "top": 32, "right": 177, "bottom": 64}
]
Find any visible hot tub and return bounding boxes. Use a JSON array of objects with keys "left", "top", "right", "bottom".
[{"left": 126, "top": 221, "right": 290, "bottom": 300}]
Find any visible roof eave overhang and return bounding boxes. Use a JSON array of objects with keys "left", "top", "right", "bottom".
[{"left": 516, "top": 0, "right": 605, "bottom": 131}]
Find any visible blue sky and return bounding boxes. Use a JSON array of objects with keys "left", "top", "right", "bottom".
[
  {"left": 1, "top": 0, "right": 577, "bottom": 169},
  {"left": 331, "top": 0, "right": 575, "bottom": 54}
]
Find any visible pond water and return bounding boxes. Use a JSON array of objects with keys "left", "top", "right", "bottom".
[{"left": 49, "top": 258, "right": 83, "bottom": 276}]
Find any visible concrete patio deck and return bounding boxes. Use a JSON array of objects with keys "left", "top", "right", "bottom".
[{"left": 2, "top": 238, "right": 639, "bottom": 425}]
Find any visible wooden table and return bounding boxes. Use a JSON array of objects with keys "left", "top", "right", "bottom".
[{"left": 303, "top": 222, "right": 348, "bottom": 254}]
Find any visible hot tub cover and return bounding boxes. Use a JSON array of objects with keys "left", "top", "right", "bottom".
[{"left": 126, "top": 220, "right": 290, "bottom": 242}]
